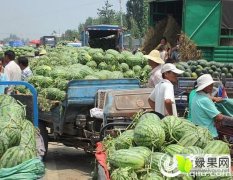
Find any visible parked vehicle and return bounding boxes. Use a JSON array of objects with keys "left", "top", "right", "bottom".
[
  {"left": 82, "top": 25, "right": 123, "bottom": 51},
  {"left": 13, "top": 79, "right": 144, "bottom": 154},
  {"left": 40, "top": 36, "right": 56, "bottom": 47}
]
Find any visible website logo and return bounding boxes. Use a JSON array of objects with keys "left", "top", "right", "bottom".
[{"left": 159, "top": 154, "right": 231, "bottom": 177}]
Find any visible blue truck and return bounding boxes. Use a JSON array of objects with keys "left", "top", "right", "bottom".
[
  {"left": 12, "top": 78, "right": 199, "bottom": 157},
  {"left": 38, "top": 78, "right": 153, "bottom": 154},
  {"left": 82, "top": 25, "right": 124, "bottom": 51},
  {"left": 40, "top": 36, "right": 56, "bottom": 47}
]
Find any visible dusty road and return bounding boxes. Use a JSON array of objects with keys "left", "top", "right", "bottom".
[{"left": 43, "top": 142, "right": 95, "bottom": 180}]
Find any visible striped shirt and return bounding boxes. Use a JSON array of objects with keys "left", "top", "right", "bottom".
[{"left": 22, "top": 66, "right": 33, "bottom": 81}]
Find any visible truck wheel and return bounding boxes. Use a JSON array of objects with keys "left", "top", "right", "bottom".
[{"left": 39, "top": 121, "right": 48, "bottom": 160}]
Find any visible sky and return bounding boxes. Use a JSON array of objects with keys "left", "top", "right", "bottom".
[{"left": 0, "top": 0, "right": 126, "bottom": 40}]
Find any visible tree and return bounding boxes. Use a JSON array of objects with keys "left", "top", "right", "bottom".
[
  {"left": 126, "top": 0, "right": 148, "bottom": 38},
  {"left": 97, "top": 0, "right": 116, "bottom": 24},
  {"left": 61, "top": 29, "right": 79, "bottom": 41}
]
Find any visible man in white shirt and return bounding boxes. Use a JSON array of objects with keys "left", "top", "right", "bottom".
[
  {"left": 144, "top": 50, "right": 165, "bottom": 87},
  {"left": 18, "top": 56, "right": 33, "bottom": 81},
  {"left": 4, "top": 50, "right": 22, "bottom": 94},
  {"left": 4, "top": 50, "right": 22, "bottom": 81},
  {"left": 148, "top": 63, "right": 184, "bottom": 117}
]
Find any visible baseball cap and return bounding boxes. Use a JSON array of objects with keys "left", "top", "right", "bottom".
[{"left": 161, "top": 63, "right": 184, "bottom": 74}]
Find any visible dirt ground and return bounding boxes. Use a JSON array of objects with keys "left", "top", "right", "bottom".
[{"left": 43, "top": 142, "right": 95, "bottom": 180}]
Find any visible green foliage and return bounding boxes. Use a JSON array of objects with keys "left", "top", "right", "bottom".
[{"left": 126, "top": 0, "right": 148, "bottom": 38}]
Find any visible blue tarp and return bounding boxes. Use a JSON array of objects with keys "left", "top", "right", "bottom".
[{"left": 9, "top": 40, "right": 24, "bottom": 47}]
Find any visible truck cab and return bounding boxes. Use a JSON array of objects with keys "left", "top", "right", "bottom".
[
  {"left": 40, "top": 36, "right": 56, "bottom": 47},
  {"left": 82, "top": 25, "right": 123, "bottom": 51}
]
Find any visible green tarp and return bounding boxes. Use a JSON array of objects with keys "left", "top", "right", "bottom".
[{"left": 215, "top": 99, "right": 233, "bottom": 117}]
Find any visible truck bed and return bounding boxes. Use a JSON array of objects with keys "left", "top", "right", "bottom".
[{"left": 66, "top": 79, "right": 140, "bottom": 106}]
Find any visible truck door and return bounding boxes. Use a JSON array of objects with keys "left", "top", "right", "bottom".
[{"left": 183, "top": 0, "right": 221, "bottom": 47}]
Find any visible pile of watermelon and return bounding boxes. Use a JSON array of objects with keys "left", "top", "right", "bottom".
[
  {"left": 0, "top": 95, "right": 44, "bottom": 173},
  {"left": 102, "top": 113, "right": 231, "bottom": 179},
  {"left": 2, "top": 46, "right": 35, "bottom": 58},
  {"left": 176, "top": 59, "right": 233, "bottom": 78},
  {"left": 13, "top": 46, "right": 151, "bottom": 109}
]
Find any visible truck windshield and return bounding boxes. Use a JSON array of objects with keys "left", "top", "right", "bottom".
[{"left": 45, "top": 38, "right": 55, "bottom": 45}]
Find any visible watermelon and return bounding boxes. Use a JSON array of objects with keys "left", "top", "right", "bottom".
[
  {"left": 114, "top": 130, "right": 134, "bottom": 150},
  {"left": 129, "top": 146, "right": 152, "bottom": 159},
  {"left": 141, "top": 172, "right": 164, "bottom": 180},
  {"left": 1, "top": 128, "right": 21, "bottom": 148},
  {"left": 20, "top": 119, "right": 36, "bottom": 151},
  {"left": 108, "top": 149, "right": 145, "bottom": 170},
  {"left": 161, "top": 116, "right": 188, "bottom": 142},
  {"left": 40, "top": 88, "right": 66, "bottom": 101},
  {"left": 110, "top": 167, "right": 138, "bottom": 180},
  {"left": 119, "top": 63, "right": 129, "bottom": 72},
  {"left": 182, "top": 146, "right": 205, "bottom": 155},
  {"left": 134, "top": 118, "right": 165, "bottom": 150},
  {"left": 204, "top": 140, "right": 230, "bottom": 154},
  {"left": 164, "top": 144, "right": 184, "bottom": 156},
  {"left": 0, "top": 95, "right": 18, "bottom": 107},
  {"left": 148, "top": 152, "right": 169, "bottom": 171},
  {"left": 0, "top": 145, "right": 36, "bottom": 168},
  {"left": 0, "top": 134, "right": 9, "bottom": 158}
]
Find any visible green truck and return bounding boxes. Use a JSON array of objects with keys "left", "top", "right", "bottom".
[{"left": 148, "top": 0, "right": 233, "bottom": 63}]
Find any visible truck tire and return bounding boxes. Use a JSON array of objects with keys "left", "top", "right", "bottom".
[{"left": 39, "top": 121, "right": 48, "bottom": 160}]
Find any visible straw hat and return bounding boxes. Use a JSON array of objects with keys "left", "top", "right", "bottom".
[
  {"left": 39, "top": 49, "right": 47, "bottom": 55},
  {"left": 161, "top": 63, "right": 184, "bottom": 74},
  {"left": 196, "top": 74, "right": 218, "bottom": 92},
  {"left": 144, "top": 50, "right": 165, "bottom": 64}
]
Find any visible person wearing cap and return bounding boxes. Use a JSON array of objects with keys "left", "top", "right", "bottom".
[
  {"left": 148, "top": 63, "right": 184, "bottom": 117},
  {"left": 191, "top": 74, "right": 233, "bottom": 138},
  {"left": 144, "top": 50, "right": 165, "bottom": 87},
  {"left": 188, "top": 80, "right": 222, "bottom": 121},
  {"left": 39, "top": 49, "right": 47, "bottom": 56}
]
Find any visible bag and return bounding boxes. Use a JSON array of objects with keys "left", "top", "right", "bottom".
[
  {"left": 0, "top": 157, "right": 45, "bottom": 180},
  {"left": 90, "top": 108, "right": 103, "bottom": 119}
]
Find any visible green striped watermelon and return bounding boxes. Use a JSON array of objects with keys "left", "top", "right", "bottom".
[
  {"left": 20, "top": 119, "right": 36, "bottom": 151},
  {"left": 0, "top": 134, "right": 9, "bottom": 158},
  {"left": 108, "top": 149, "right": 145, "bottom": 170},
  {"left": 129, "top": 146, "right": 152, "bottom": 159},
  {"left": 204, "top": 140, "right": 230, "bottom": 154},
  {"left": 134, "top": 118, "right": 165, "bottom": 150},
  {"left": 195, "top": 126, "right": 213, "bottom": 149},
  {"left": 164, "top": 144, "right": 184, "bottom": 156},
  {"left": 110, "top": 167, "right": 138, "bottom": 180},
  {"left": 161, "top": 116, "right": 185, "bottom": 142},
  {"left": 1, "top": 128, "right": 21, "bottom": 148},
  {"left": 181, "top": 146, "right": 205, "bottom": 155},
  {"left": 178, "top": 131, "right": 199, "bottom": 147},
  {"left": 114, "top": 130, "right": 134, "bottom": 150},
  {"left": 0, "top": 145, "right": 37, "bottom": 168},
  {"left": 0, "top": 95, "right": 17, "bottom": 107},
  {"left": 141, "top": 172, "right": 164, "bottom": 180}
]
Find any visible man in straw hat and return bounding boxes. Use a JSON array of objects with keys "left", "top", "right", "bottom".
[
  {"left": 191, "top": 74, "right": 233, "bottom": 138},
  {"left": 144, "top": 50, "right": 165, "bottom": 87},
  {"left": 148, "top": 63, "right": 184, "bottom": 117}
]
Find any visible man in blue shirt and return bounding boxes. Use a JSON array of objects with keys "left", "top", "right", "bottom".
[{"left": 191, "top": 74, "right": 233, "bottom": 138}]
